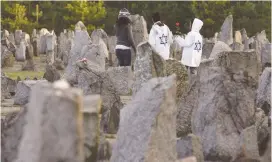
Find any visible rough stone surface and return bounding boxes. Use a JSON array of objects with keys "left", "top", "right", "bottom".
[
  {"left": 176, "top": 134, "right": 204, "bottom": 162},
  {"left": 132, "top": 41, "right": 166, "bottom": 95},
  {"left": 202, "top": 42, "right": 215, "bottom": 59},
  {"left": 15, "top": 80, "right": 84, "bottom": 162},
  {"left": 107, "top": 36, "right": 118, "bottom": 66},
  {"left": 1, "top": 45, "right": 15, "bottom": 68},
  {"left": 192, "top": 51, "right": 259, "bottom": 161},
  {"left": 261, "top": 43, "right": 271, "bottom": 69},
  {"left": 14, "top": 80, "right": 47, "bottom": 105},
  {"left": 209, "top": 41, "right": 232, "bottom": 59},
  {"left": 231, "top": 42, "right": 244, "bottom": 51},
  {"left": 38, "top": 28, "right": 49, "bottom": 54},
  {"left": 165, "top": 59, "right": 188, "bottom": 100},
  {"left": 255, "top": 31, "right": 270, "bottom": 68},
  {"left": 254, "top": 108, "right": 270, "bottom": 157},
  {"left": 15, "top": 41, "right": 26, "bottom": 62},
  {"left": 106, "top": 66, "right": 133, "bottom": 95},
  {"left": 110, "top": 75, "right": 177, "bottom": 162},
  {"left": 80, "top": 39, "right": 107, "bottom": 70},
  {"left": 170, "top": 35, "right": 183, "bottom": 60},
  {"left": 1, "top": 106, "right": 27, "bottom": 162},
  {"left": 234, "top": 31, "right": 242, "bottom": 44},
  {"left": 15, "top": 30, "right": 22, "bottom": 46},
  {"left": 64, "top": 23, "right": 92, "bottom": 84},
  {"left": 256, "top": 68, "right": 271, "bottom": 115},
  {"left": 43, "top": 64, "right": 61, "bottom": 82},
  {"left": 77, "top": 60, "right": 123, "bottom": 134},
  {"left": 82, "top": 95, "right": 102, "bottom": 161},
  {"left": 219, "top": 15, "right": 233, "bottom": 45},
  {"left": 235, "top": 125, "right": 260, "bottom": 162},
  {"left": 176, "top": 156, "right": 197, "bottom": 162}
]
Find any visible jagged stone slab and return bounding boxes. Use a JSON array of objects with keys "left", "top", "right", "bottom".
[
  {"left": 176, "top": 134, "right": 204, "bottom": 162},
  {"left": 110, "top": 75, "right": 177, "bottom": 162},
  {"left": 219, "top": 15, "right": 233, "bottom": 45},
  {"left": 209, "top": 41, "right": 232, "bottom": 59},
  {"left": 261, "top": 43, "right": 271, "bottom": 69},
  {"left": 15, "top": 80, "right": 84, "bottom": 162},
  {"left": 192, "top": 51, "right": 259, "bottom": 161}
]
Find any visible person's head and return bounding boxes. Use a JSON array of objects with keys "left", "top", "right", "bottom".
[
  {"left": 191, "top": 18, "right": 203, "bottom": 32},
  {"left": 116, "top": 8, "right": 131, "bottom": 26},
  {"left": 152, "top": 12, "right": 160, "bottom": 23}
]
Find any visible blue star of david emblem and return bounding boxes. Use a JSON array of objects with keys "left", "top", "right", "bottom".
[
  {"left": 194, "top": 40, "right": 202, "bottom": 52},
  {"left": 159, "top": 34, "right": 168, "bottom": 46}
]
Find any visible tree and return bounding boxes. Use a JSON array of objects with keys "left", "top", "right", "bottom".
[
  {"left": 1, "top": 3, "right": 32, "bottom": 32},
  {"left": 63, "top": 0, "right": 106, "bottom": 31}
]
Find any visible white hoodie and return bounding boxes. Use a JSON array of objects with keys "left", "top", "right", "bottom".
[
  {"left": 148, "top": 21, "right": 173, "bottom": 60},
  {"left": 176, "top": 18, "right": 203, "bottom": 67}
]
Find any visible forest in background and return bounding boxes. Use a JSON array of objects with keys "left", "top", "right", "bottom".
[{"left": 1, "top": 1, "right": 271, "bottom": 40}]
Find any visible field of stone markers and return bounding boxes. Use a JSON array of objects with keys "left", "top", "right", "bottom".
[{"left": 1, "top": 14, "right": 271, "bottom": 162}]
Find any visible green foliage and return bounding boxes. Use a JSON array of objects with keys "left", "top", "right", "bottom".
[
  {"left": 1, "top": 3, "right": 33, "bottom": 32},
  {"left": 64, "top": 0, "right": 106, "bottom": 31}
]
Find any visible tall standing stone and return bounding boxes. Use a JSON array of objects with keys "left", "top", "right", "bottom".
[
  {"left": 15, "top": 41, "right": 26, "bottom": 62},
  {"left": 39, "top": 28, "right": 49, "bottom": 54},
  {"left": 110, "top": 75, "right": 177, "bottom": 162},
  {"left": 64, "top": 21, "right": 92, "bottom": 84},
  {"left": 107, "top": 36, "right": 117, "bottom": 66},
  {"left": 261, "top": 43, "right": 271, "bottom": 69},
  {"left": 15, "top": 80, "right": 84, "bottom": 162},
  {"left": 219, "top": 15, "right": 233, "bottom": 46},
  {"left": 15, "top": 30, "right": 22, "bottom": 46},
  {"left": 192, "top": 51, "right": 259, "bottom": 161},
  {"left": 32, "top": 29, "right": 39, "bottom": 56}
]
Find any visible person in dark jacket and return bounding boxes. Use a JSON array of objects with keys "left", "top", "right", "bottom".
[{"left": 115, "top": 8, "right": 136, "bottom": 66}]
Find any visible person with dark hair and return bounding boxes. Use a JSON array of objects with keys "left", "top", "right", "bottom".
[
  {"left": 115, "top": 8, "right": 136, "bottom": 66},
  {"left": 148, "top": 12, "right": 173, "bottom": 60}
]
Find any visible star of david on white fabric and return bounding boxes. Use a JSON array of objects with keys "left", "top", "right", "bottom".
[
  {"left": 159, "top": 34, "right": 168, "bottom": 46},
  {"left": 194, "top": 40, "right": 202, "bottom": 52}
]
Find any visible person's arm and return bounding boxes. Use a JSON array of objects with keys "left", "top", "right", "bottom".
[
  {"left": 168, "top": 27, "right": 173, "bottom": 45},
  {"left": 128, "top": 24, "right": 137, "bottom": 53},
  {"left": 175, "top": 32, "right": 195, "bottom": 47},
  {"left": 148, "top": 27, "right": 156, "bottom": 47}
]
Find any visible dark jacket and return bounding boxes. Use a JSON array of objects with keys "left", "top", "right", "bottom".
[{"left": 115, "top": 24, "right": 136, "bottom": 52}]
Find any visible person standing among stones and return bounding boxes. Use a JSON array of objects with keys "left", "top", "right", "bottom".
[
  {"left": 115, "top": 8, "right": 137, "bottom": 66},
  {"left": 176, "top": 18, "right": 204, "bottom": 79},
  {"left": 148, "top": 12, "right": 173, "bottom": 60}
]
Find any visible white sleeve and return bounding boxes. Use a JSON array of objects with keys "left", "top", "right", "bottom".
[
  {"left": 175, "top": 33, "right": 195, "bottom": 47},
  {"left": 148, "top": 27, "right": 156, "bottom": 47},
  {"left": 168, "top": 27, "right": 173, "bottom": 44}
]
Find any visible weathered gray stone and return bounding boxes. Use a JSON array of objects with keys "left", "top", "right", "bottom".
[
  {"left": 1, "top": 106, "right": 27, "bottom": 162},
  {"left": 132, "top": 41, "right": 166, "bottom": 95},
  {"left": 43, "top": 64, "right": 61, "bottom": 82},
  {"left": 91, "top": 29, "right": 108, "bottom": 50},
  {"left": 15, "top": 30, "right": 22, "bottom": 46},
  {"left": 235, "top": 125, "right": 260, "bottom": 162},
  {"left": 80, "top": 39, "right": 107, "bottom": 70},
  {"left": 256, "top": 68, "right": 271, "bottom": 115},
  {"left": 209, "top": 41, "right": 232, "bottom": 59},
  {"left": 64, "top": 22, "right": 92, "bottom": 84},
  {"left": 261, "top": 43, "right": 271, "bottom": 69},
  {"left": 1, "top": 45, "right": 14, "bottom": 68},
  {"left": 176, "top": 134, "right": 204, "bottom": 162},
  {"left": 130, "top": 14, "right": 149, "bottom": 65},
  {"left": 202, "top": 42, "right": 215, "bottom": 59},
  {"left": 192, "top": 51, "right": 259, "bottom": 161},
  {"left": 255, "top": 30, "right": 270, "bottom": 67},
  {"left": 106, "top": 66, "right": 133, "bottom": 95},
  {"left": 110, "top": 75, "right": 177, "bottom": 162},
  {"left": 38, "top": 28, "right": 49, "bottom": 54},
  {"left": 53, "top": 58, "right": 65, "bottom": 70},
  {"left": 1, "top": 76, "right": 17, "bottom": 98},
  {"left": 8, "top": 33, "right": 15, "bottom": 45},
  {"left": 231, "top": 42, "right": 244, "bottom": 51},
  {"left": 255, "top": 108, "right": 270, "bottom": 157},
  {"left": 77, "top": 60, "right": 123, "bottom": 134},
  {"left": 82, "top": 95, "right": 102, "bottom": 161},
  {"left": 14, "top": 80, "right": 47, "bottom": 105},
  {"left": 170, "top": 35, "right": 183, "bottom": 60},
  {"left": 165, "top": 59, "right": 188, "bottom": 100},
  {"left": 260, "top": 134, "right": 271, "bottom": 162},
  {"left": 107, "top": 36, "right": 117, "bottom": 66},
  {"left": 219, "top": 15, "right": 233, "bottom": 45},
  {"left": 15, "top": 80, "right": 85, "bottom": 162},
  {"left": 15, "top": 41, "right": 26, "bottom": 62}
]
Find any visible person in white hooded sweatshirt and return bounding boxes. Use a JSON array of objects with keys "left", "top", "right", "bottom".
[
  {"left": 148, "top": 12, "right": 173, "bottom": 60},
  {"left": 176, "top": 18, "right": 204, "bottom": 79}
]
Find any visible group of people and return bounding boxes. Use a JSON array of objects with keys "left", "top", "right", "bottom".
[{"left": 115, "top": 8, "right": 204, "bottom": 78}]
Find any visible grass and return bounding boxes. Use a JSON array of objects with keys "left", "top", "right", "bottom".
[{"left": 4, "top": 71, "right": 44, "bottom": 80}]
